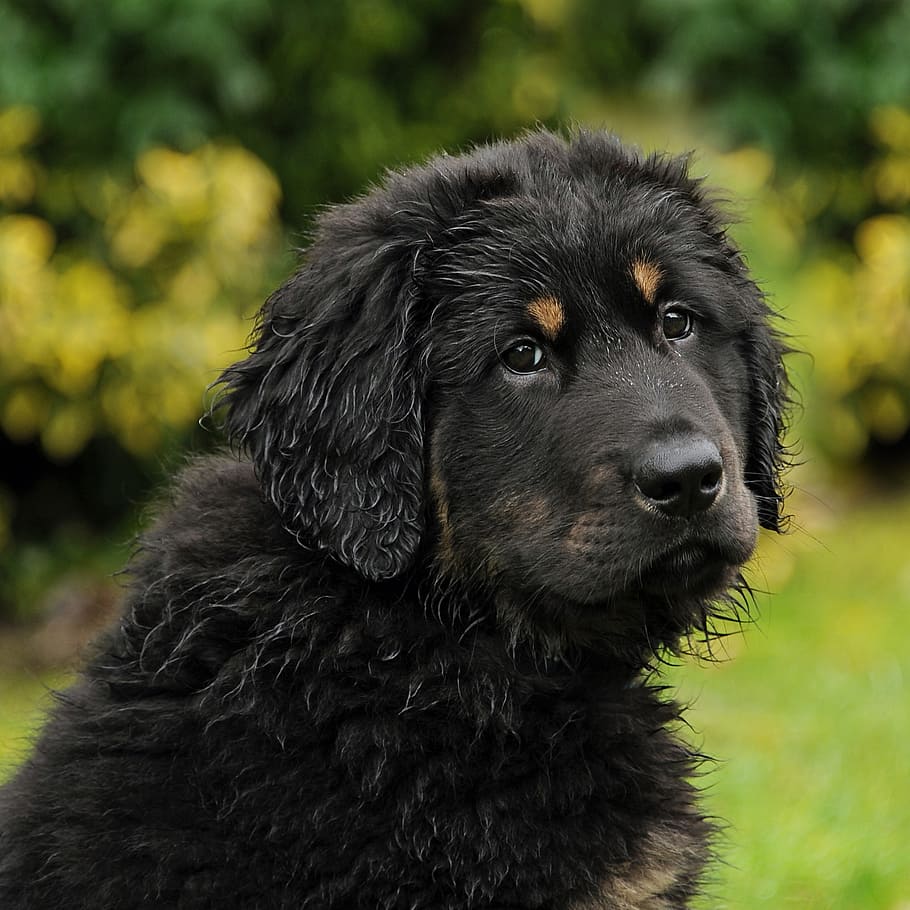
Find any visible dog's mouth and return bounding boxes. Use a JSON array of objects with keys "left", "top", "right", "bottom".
[
  {"left": 635, "top": 542, "right": 740, "bottom": 599},
  {"left": 510, "top": 536, "right": 749, "bottom": 617}
]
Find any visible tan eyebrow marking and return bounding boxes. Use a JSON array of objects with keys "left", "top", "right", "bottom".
[
  {"left": 630, "top": 259, "right": 663, "bottom": 305},
  {"left": 527, "top": 295, "right": 565, "bottom": 341}
]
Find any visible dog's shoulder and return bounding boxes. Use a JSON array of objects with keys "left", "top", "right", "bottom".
[
  {"left": 94, "top": 453, "right": 348, "bottom": 696},
  {"left": 126, "top": 451, "right": 340, "bottom": 613},
  {"left": 140, "top": 453, "right": 293, "bottom": 571}
]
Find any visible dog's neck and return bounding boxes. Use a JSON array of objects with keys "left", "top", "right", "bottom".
[{"left": 400, "top": 553, "right": 662, "bottom": 685}]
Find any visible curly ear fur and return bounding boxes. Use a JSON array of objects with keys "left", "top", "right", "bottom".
[
  {"left": 216, "top": 157, "right": 520, "bottom": 580},
  {"left": 216, "top": 216, "right": 427, "bottom": 580}
]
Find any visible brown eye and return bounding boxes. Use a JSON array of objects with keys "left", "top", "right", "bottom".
[
  {"left": 662, "top": 308, "right": 693, "bottom": 341},
  {"left": 501, "top": 341, "right": 547, "bottom": 374}
]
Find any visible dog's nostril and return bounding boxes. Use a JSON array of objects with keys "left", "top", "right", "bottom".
[
  {"left": 700, "top": 468, "right": 722, "bottom": 494},
  {"left": 651, "top": 478, "right": 683, "bottom": 501},
  {"left": 633, "top": 436, "right": 724, "bottom": 519}
]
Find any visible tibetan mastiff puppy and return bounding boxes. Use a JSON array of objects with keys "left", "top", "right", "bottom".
[{"left": 0, "top": 130, "right": 788, "bottom": 909}]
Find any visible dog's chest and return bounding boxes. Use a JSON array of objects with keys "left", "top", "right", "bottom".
[
  {"left": 567, "top": 825, "right": 704, "bottom": 910},
  {"left": 489, "top": 714, "right": 703, "bottom": 909},
  {"left": 362, "top": 669, "right": 706, "bottom": 908},
  {"left": 293, "top": 623, "right": 708, "bottom": 907}
]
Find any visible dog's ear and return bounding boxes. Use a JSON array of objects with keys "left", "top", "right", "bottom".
[
  {"left": 216, "top": 200, "right": 429, "bottom": 581},
  {"left": 215, "top": 161, "right": 520, "bottom": 580},
  {"left": 740, "top": 302, "right": 790, "bottom": 532}
]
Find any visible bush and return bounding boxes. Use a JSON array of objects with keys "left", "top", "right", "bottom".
[
  {"left": 791, "top": 106, "right": 910, "bottom": 460},
  {"left": 1, "top": 1, "right": 909, "bottom": 617},
  {"left": 0, "top": 106, "right": 285, "bottom": 460}
]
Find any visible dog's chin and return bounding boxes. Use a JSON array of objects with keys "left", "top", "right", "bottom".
[
  {"left": 521, "top": 538, "right": 752, "bottom": 613},
  {"left": 633, "top": 544, "right": 745, "bottom": 600}
]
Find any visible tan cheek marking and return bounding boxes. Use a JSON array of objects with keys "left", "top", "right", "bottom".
[
  {"left": 496, "top": 494, "right": 549, "bottom": 526},
  {"left": 430, "top": 432, "right": 458, "bottom": 569},
  {"left": 564, "top": 512, "right": 603, "bottom": 556},
  {"left": 527, "top": 295, "right": 565, "bottom": 341},
  {"left": 631, "top": 259, "right": 663, "bottom": 305},
  {"left": 430, "top": 467, "right": 456, "bottom": 569}
]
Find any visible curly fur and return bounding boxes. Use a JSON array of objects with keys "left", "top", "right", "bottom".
[{"left": 0, "top": 129, "right": 788, "bottom": 909}]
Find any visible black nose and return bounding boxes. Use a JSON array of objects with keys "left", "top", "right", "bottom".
[{"left": 633, "top": 435, "right": 724, "bottom": 518}]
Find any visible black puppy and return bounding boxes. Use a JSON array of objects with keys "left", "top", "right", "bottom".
[{"left": 0, "top": 130, "right": 787, "bottom": 909}]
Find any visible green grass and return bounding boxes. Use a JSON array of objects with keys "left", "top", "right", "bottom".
[
  {"left": 1, "top": 490, "right": 908, "bottom": 906},
  {"left": 673, "top": 489, "right": 910, "bottom": 909},
  {"left": 0, "top": 670, "right": 71, "bottom": 783}
]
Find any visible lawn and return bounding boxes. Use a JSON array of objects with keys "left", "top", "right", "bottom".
[
  {"left": 674, "top": 487, "right": 910, "bottom": 909},
  {"left": 1, "top": 487, "right": 907, "bottom": 907},
  {"left": 0, "top": 669, "right": 71, "bottom": 782}
]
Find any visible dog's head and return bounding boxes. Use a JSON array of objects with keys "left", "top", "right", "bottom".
[{"left": 218, "top": 130, "right": 788, "bottom": 647}]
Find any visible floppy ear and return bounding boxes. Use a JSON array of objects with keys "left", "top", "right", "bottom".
[
  {"left": 216, "top": 201, "right": 429, "bottom": 581},
  {"left": 740, "top": 308, "right": 790, "bottom": 532},
  {"left": 216, "top": 158, "right": 521, "bottom": 580}
]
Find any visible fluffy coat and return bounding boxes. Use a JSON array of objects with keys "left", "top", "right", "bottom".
[{"left": 0, "top": 130, "right": 788, "bottom": 909}]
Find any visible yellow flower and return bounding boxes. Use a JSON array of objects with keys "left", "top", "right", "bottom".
[
  {"left": 0, "top": 106, "right": 41, "bottom": 154},
  {"left": 50, "top": 261, "right": 132, "bottom": 394},
  {"left": 109, "top": 196, "right": 169, "bottom": 268},
  {"left": 870, "top": 105, "right": 910, "bottom": 151},
  {"left": 41, "top": 402, "right": 95, "bottom": 461},
  {"left": 138, "top": 147, "right": 210, "bottom": 226},
  {"left": 1, "top": 385, "right": 50, "bottom": 442},
  {"left": 0, "top": 135, "right": 282, "bottom": 460}
]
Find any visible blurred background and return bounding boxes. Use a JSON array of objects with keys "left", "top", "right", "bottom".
[{"left": 0, "top": 0, "right": 908, "bottom": 906}]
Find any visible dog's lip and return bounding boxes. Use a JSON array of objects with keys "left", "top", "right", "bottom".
[{"left": 634, "top": 536, "right": 747, "bottom": 596}]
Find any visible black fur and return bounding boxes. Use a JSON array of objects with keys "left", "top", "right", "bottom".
[{"left": 0, "top": 130, "right": 788, "bottom": 909}]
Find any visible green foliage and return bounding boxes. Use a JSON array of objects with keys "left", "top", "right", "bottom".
[
  {"left": 0, "top": 0, "right": 906, "bottom": 466},
  {"left": 796, "top": 109, "right": 910, "bottom": 459},
  {"left": 635, "top": 0, "right": 910, "bottom": 167},
  {"left": 0, "top": 0, "right": 909, "bottom": 594},
  {"left": 0, "top": 106, "right": 285, "bottom": 461}
]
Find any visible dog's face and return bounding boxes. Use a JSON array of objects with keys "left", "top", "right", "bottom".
[
  {"left": 427, "top": 198, "right": 759, "bottom": 612},
  {"left": 220, "top": 131, "right": 787, "bottom": 652}
]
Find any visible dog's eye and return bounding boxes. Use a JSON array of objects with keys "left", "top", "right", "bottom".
[
  {"left": 501, "top": 341, "right": 547, "bottom": 374},
  {"left": 661, "top": 308, "right": 693, "bottom": 341}
]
